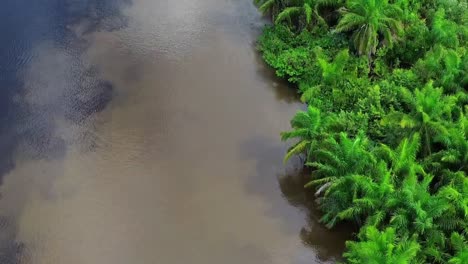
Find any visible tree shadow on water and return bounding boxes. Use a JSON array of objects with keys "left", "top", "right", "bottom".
[
  {"left": 0, "top": 216, "right": 27, "bottom": 264},
  {"left": 241, "top": 135, "right": 354, "bottom": 262},
  {"left": 278, "top": 170, "right": 356, "bottom": 262},
  {"left": 0, "top": 0, "right": 131, "bottom": 178},
  {"left": 252, "top": 45, "right": 301, "bottom": 104},
  {"left": 0, "top": 0, "right": 132, "bottom": 263}
]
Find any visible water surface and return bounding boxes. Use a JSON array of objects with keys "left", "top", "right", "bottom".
[{"left": 0, "top": 0, "right": 349, "bottom": 263}]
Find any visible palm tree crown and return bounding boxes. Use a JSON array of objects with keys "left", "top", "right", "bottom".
[
  {"left": 382, "top": 82, "right": 458, "bottom": 156},
  {"left": 335, "top": 0, "right": 403, "bottom": 57},
  {"left": 275, "top": 0, "right": 330, "bottom": 30},
  {"left": 344, "top": 226, "right": 421, "bottom": 264},
  {"left": 281, "top": 106, "right": 331, "bottom": 163}
]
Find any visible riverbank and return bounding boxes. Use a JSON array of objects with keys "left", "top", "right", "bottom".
[
  {"left": 255, "top": 0, "right": 468, "bottom": 262},
  {"left": 0, "top": 0, "right": 348, "bottom": 263}
]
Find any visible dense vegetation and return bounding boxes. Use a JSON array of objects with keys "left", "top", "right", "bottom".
[{"left": 255, "top": 0, "right": 468, "bottom": 262}]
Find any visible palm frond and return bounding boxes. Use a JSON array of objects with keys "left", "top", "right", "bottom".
[
  {"left": 275, "top": 7, "right": 302, "bottom": 24},
  {"left": 284, "top": 140, "right": 310, "bottom": 163}
]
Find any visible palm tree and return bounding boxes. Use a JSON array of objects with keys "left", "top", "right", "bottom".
[
  {"left": 376, "top": 133, "right": 424, "bottom": 182},
  {"left": 335, "top": 0, "right": 403, "bottom": 59},
  {"left": 382, "top": 82, "right": 458, "bottom": 157},
  {"left": 431, "top": 8, "right": 459, "bottom": 48},
  {"left": 301, "top": 48, "right": 350, "bottom": 103},
  {"left": 426, "top": 113, "right": 468, "bottom": 190},
  {"left": 438, "top": 112, "right": 468, "bottom": 173},
  {"left": 275, "top": 0, "right": 330, "bottom": 30},
  {"left": 449, "top": 232, "right": 468, "bottom": 264},
  {"left": 306, "top": 132, "right": 378, "bottom": 227},
  {"left": 344, "top": 226, "right": 421, "bottom": 264},
  {"left": 436, "top": 184, "right": 468, "bottom": 232},
  {"left": 385, "top": 167, "right": 468, "bottom": 262},
  {"left": 385, "top": 172, "right": 455, "bottom": 263},
  {"left": 387, "top": 172, "right": 445, "bottom": 235},
  {"left": 307, "top": 131, "right": 376, "bottom": 188},
  {"left": 254, "top": 0, "right": 289, "bottom": 20},
  {"left": 415, "top": 45, "right": 465, "bottom": 92},
  {"left": 317, "top": 173, "right": 374, "bottom": 227},
  {"left": 281, "top": 106, "right": 331, "bottom": 163},
  {"left": 333, "top": 135, "right": 424, "bottom": 229},
  {"left": 336, "top": 161, "right": 395, "bottom": 227}
]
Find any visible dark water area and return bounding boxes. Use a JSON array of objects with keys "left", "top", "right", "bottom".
[
  {"left": 0, "top": 0, "right": 350, "bottom": 263},
  {"left": 0, "top": 0, "right": 129, "bottom": 170}
]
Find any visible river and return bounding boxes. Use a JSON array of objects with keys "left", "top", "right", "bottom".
[{"left": 0, "top": 0, "right": 349, "bottom": 263}]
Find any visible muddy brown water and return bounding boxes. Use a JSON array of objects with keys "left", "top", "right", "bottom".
[{"left": 0, "top": 0, "right": 350, "bottom": 263}]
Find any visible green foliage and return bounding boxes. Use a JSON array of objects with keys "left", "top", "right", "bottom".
[
  {"left": 385, "top": 14, "right": 430, "bottom": 67},
  {"left": 414, "top": 45, "right": 466, "bottom": 92},
  {"left": 255, "top": 0, "right": 468, "bottom": 262},
  {"left": 335, "top": 0, "right": 403, "bottom": 57},
  {"left": 449, "top": 232, "right": 468, "bottom": 264},
  {"left": 431, "top": 8, "right": 459, "bottom": 48},
  {"left": 275, "top": 0, "right": 331, "bottom": 31},
  {"left": 281, "top": 106, "right": 327, "bottom": 163},
  {"left": 344, "top": 226, "right": 420, "bottom": 264},
  {"left": 381, "top": 81, "right": 458, "bottom": 156},
  {"left": 376, "top": 133, "right": 423, "bottom": 180},
  {"left": 306, "top": 132, "right": 377, "bottom": 226},
  {"left": 314, "top": 48, "right": 349, "bottom": 85},
  {"left": 254, "top": 0, "right": 289, "bottom": 20},
  {"left": 271, "top": 47, "right": 313, "bottom": 82},
  {"left": 307, "top": 131, "right": 375, "bottom": 188}
]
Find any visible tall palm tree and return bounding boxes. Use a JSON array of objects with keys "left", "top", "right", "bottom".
[
  {"left": 254, "top": 0, "right": 290, "bottom": 20},
  {"left": 436, "top": 184, "right": 468, "bottom": 232},
  {"left": 336, "top": 134, "right": 424, "bottom": 229},
  {"left": 306, "top": 132, "right": 378, "bottom": 227},
  {"left": 307, "top": 131, "right": 376, "bottom": 188},
  {"left": 384, "top": 172, "right": 452, "bottom": 262},
  {"left": 281, "top": 106, "right": 331, "bottom": 163},
  {"left": 301, "top": 48, "right": 350, "bottom": 103},
  {"left": 344, "top": 226, "right": 421, "bottom": 264},
  {"left": 415, "top": 45, "right": 465, "bottom": 92},
  {"left": 387, "top": 173, "right": 435, "bottom": 233},
  {"left": 336, "top": 161, "right": 395, "bottom": 227},
  {"left": 438, "top": 111, "right": 468, "bottom": 172},
  {"left": 382, "top": 82, "right": 458, "bottom": 157},
  {"left": 337, "top": 134, "right": 422, "bottom": 228},
  {"left": 426, "top": 113, "right": 468, "bottom": 190},
  {"left": 335, "top": 0, "right": 403, "bottom": 59},
  {"left": 431, "top": 8, "right": 459, "bottom": 48},
  {"left": 384, "top": 165, "right": 468, "bottom": 262},
  {"left": 376, "top": 133, "right": 424, "bottom": 182},
  {"left": 275, "top": 0, "right": 330, "bottom": 30},
  {"left": 449, "top": 232, "right": 468, "bottom": 264}
]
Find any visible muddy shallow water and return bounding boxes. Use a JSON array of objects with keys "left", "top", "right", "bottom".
[{"left": 0, "top": 0, "right": 350, "bottom": 263}]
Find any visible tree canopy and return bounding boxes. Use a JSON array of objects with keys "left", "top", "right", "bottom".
[{"left": 256, "top": 0, "right": 468, "bottom": 262}]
